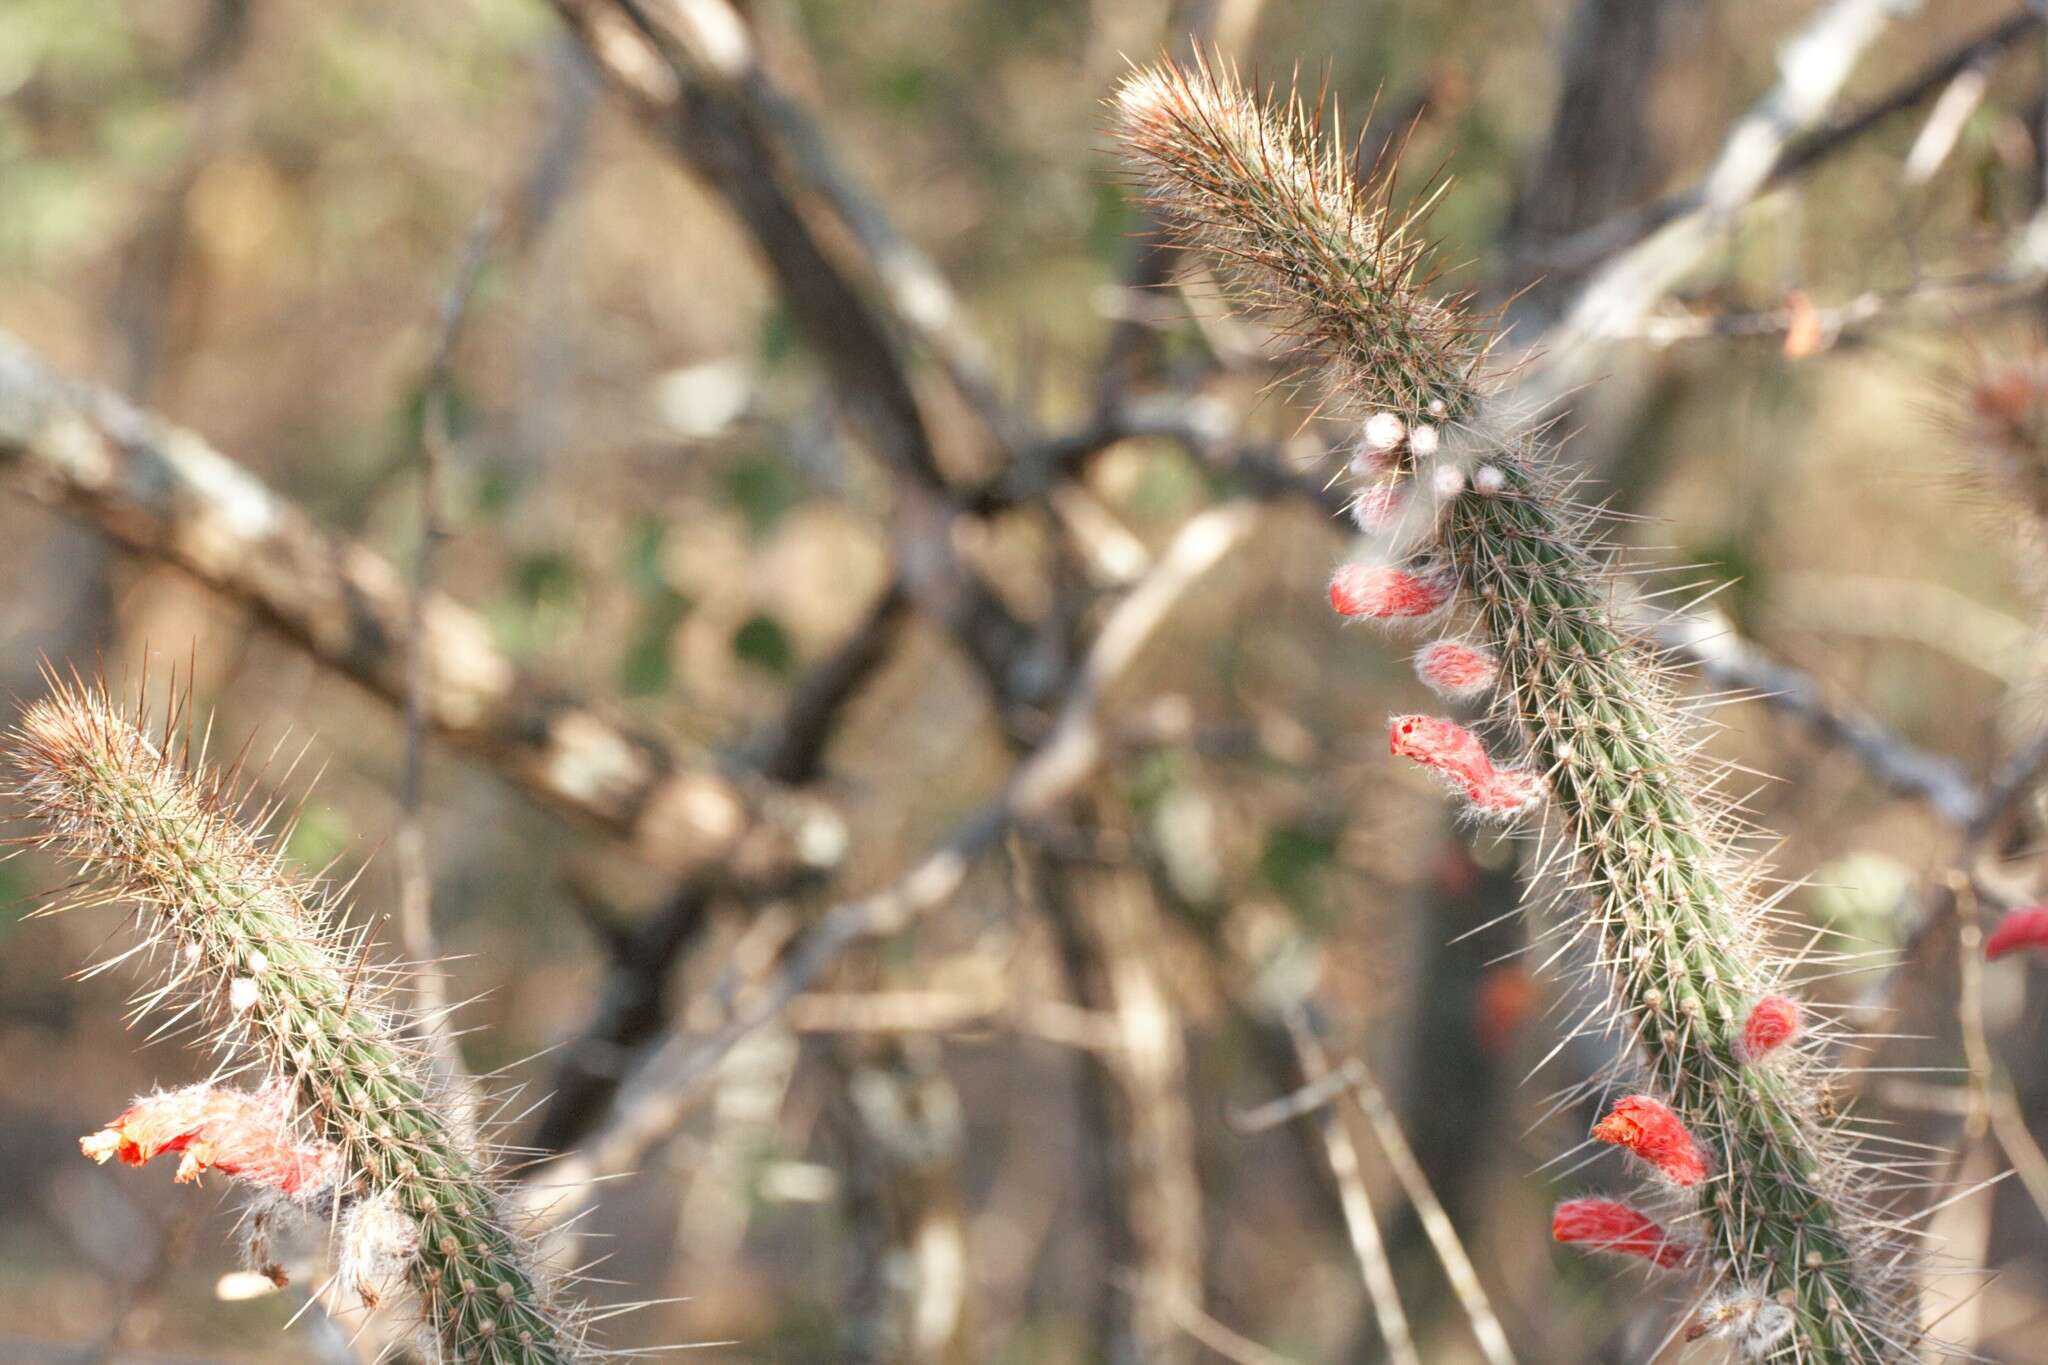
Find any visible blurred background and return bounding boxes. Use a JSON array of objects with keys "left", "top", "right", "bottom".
[{"left": 4, "top": 0, "right": 2048, "bottom": 1360}]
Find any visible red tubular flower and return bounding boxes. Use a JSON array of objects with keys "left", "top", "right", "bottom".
[
  {"left": 1985, "top": 906, "right": 2048, "bottom": 961},
  {"left": 1413, "top": 640, "right": 1499, "bottom": 700},
  {"left": 1551, "top": 1198, "right": 1688, "bottom": 1269},
  {"left": 1388, "top": 714, "right": 1544, "bottom": 814},
  {"left": 1592, "top": 1094, "right": 1709, "bottom": 1186},
  {"left": 1474, "top": 964, "right": 1535, "bottom": 1055},
  {"left": 1738, "top": 994, "right": 1802, "bottom": 1062},
  {"left": 80, "top": 1082, "right": 338, "bottom": 1196},
  {"left": 1330, "top": 564, "right": 1450, "bottom": 619}
]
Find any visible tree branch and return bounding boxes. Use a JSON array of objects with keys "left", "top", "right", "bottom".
[{"left": 0, "top": 329, "right": 836, "bottom": 882}]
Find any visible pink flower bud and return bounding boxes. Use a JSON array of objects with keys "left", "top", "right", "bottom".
[
  {"left": 1351, "top": 482, "right": 1405, "bottom": 533},
  {"left": 80, "top": 1082, "right": 338, "bottom": 1197},
  {"left": 1408, "top": 423, "right": 1440, "bottom": 457},
  {"left": 1592, "top": 1094, "right": 1709, "bottom": 1186},
  {"left": 1737, "top": 995, "right": 1802, "bottom": 1062},
  {"left": 1330, "top": 565, "right": 1451, "bottom": 620},
  {"left": 1985, "top": 906, "right": 2048, "bottom": 960},
  {"left": 1551, "top": 1198, "right": 1688, "bottom": 1268},
  {"left": 1414, "top": 641, "right": 1499, "bottom": 699},
  {"left": 1474, "top": 464, "right": 1507, "bottom": 494},
  {"left": 1389, "top": 714, "right": 1544, "bottom": 815}
]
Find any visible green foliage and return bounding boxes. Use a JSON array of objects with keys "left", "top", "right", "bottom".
[
  {"left": 1257, "top": 819, "right": 1337, "bottom": 913},
  {"left": 723, "top": 454, "right": 802, "bottom": 537},
  {"left": 732, "top": 612, "right": 795, "bottom": 676}
]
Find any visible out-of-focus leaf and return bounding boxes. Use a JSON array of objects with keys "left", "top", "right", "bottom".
[
  {"left": 1258, "top": 819, "right": 1338, "bottom": 911},
  {"left": 732, "top": 612, "right": 795, "bottom": 677},
  {"left": 620, "top": 587, "right": 693, "bottom": 697},
  {"left": 723, "top": 455, "right": 800, "bottom": 538}
]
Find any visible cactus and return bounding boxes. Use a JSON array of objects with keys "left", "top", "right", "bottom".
[
  {"left": 11, "top": 680, "right": 584, "bottom": 1363},
  {"left": 1114, "top": 54, "right": 1918, "bottom": 1360}
]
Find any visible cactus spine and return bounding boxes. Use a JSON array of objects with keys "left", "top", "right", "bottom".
[
  {"left": 1114, "top": 55, "right": 1914, "bottom": 1361},
  {"left": 12, "top": 682, "right": 582, "bottom": 1363}
]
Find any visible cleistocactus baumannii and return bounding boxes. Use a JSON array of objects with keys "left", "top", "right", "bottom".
[
  {"left": 1113, "top": 55, "right": 1921, "bottom": 1361},
  {"left": 11, "top": 680, "right": 586, "bottom": 1362}
]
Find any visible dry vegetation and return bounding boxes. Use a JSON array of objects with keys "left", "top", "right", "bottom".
[{"left": 4, "top": 1, "right": 2048, "bottom": 1362}]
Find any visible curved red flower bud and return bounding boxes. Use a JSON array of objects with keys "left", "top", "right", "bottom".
[
  {"left": 1389, "top": 714, "right": 1544, "bottom": 815},
  {"left": 1592, "top": 1094, "right": 1708, "bottom": 1186},
  {"left": 1738, "top": 994, "right": 1802, "bottom": 1062},
  {"left": 1985, "top": 906, "right": 2048, "bottom": 961},
  {"left": 1550, "top": 1198, "right": 1688, "bottom": 1269},
  {"left": 1330, "top": 564, "right": 1451, "bottom": 620}
]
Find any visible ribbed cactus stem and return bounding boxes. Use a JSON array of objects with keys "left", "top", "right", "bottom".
[
  {"left": 13, "top": 684, "right": 580, "bottom": 1363},
  {"left": 1113, "top": 54, "right": 1916, "bottom": 1361},
  {"left": 1440, "top": 461, "right": 1882, "bottom": 1356}
]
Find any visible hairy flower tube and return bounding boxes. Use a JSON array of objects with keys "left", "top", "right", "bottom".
[
  {"left": 1329, "top": 563, "right": 1451, "bottom": 620},
  {"left": 82, "top": 1082, "right": 339, "bottom": 1196},
  {"left": 1549, "top": 1198, "right": 1688, "bottom": 1269},
  {"left": 1388, "top": 715, "right": 1544, "bottom": 816},
  {"left": 1592, "top": 1094, "right": 1709, "bottom": 1187}
]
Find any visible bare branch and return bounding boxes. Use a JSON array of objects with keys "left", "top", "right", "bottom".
[
  {"left": 524, "top": 501, "right": 1260, "bottom": 1215},
  {"left": 0, "top": 329, "right": 836, "bottom": 882},
  {"left": 1526, "top": 0, "right": 1920, "bottom": 396}
]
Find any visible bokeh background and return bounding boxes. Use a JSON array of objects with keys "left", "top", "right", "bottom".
[{"left": 4, "top": 0, "right": 2048, "bottom": 1361}]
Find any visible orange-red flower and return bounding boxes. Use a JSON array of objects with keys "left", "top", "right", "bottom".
[
  {"left": 1739, "top": 995, "right": 1802, "bottom": 1062},
  {"left": 1985, "top": 906, "right": 2048, "bottom": 961},
  {"left": 1592, "top": 1094, "right": 1709, "bottom": 1186},
  {"left": 1550, "top": 1197, "right": 1688, "bottom": 1268},
  {"left": 80, "top": 1082, "right": 337, "bottom": 1196}
]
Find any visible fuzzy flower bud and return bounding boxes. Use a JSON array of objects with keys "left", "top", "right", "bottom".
[
  {"left": 1592, "top": 1094, "right": 1709, "bottom": 1187},
  {"left": 1408, "top": 422, "right": 1440, "bottom": 458},
  {"left": 1330, "top": 564, "right": 1451, "bottom": 620},
  {"left": 1388, "top": 714, "right": 1544, "bottom": 815},
  {"left": 1738, "top": 995, "right": 1802, "bottom": 1062},
  {"left": 1351, "top": 482, "right": 1405, "bottom": 533},
  {"left": 81, "top": 1082, "right": 338, "bottom": 1196},
  {"left": 1413, "top": 641, "right": 1499, "bottom": 700},
  {"left": 1550, "top": 1198, "right": 1688, "bottom": 1269},
  {"left": 1985, "top": 906, "right": 2048, "bottom": 961}
]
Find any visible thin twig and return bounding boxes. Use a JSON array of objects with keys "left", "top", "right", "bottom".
[
  {"left": 1660, "top": 610, "right": 1981, "bottom": 824},
  {"left": 396, "top": 206, "right": 500, "bottom": 1093},
  {"left": 1282, "top": 1009, "right": 1418, "bottom": 1365},
  {"left": 1518, "top": 6, "right": 2035, "bottom": 279},
  {"left": 1289, "top": 1013, "right": 1520, "bottom": 1365},
  {"left": 1526, "top": 0, "right": 1920, "bottom": 398}
]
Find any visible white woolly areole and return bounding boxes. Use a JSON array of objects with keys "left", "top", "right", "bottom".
[{"left": 1363, "top": 411, "right": 1406, "bottom": 451}]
